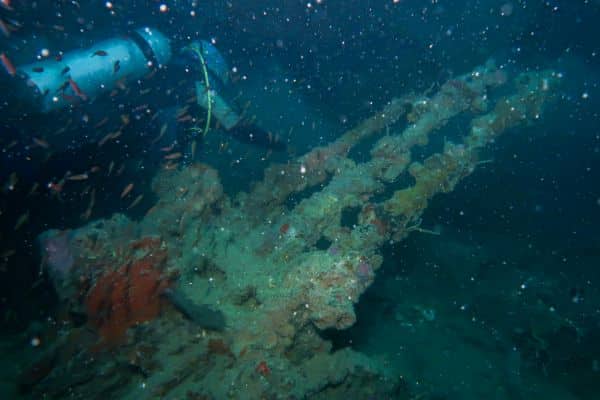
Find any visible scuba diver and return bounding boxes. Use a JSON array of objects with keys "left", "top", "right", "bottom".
[
  {"left": 173, "top": 38, "right": 286, "bottom": 151},
  {"left": 4, "top": 26, "right": 286, "bottom": 157}
]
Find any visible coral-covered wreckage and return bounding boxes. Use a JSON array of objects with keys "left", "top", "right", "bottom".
[{"left": 24, "top": 61, "right": 559, "bottom": 399}]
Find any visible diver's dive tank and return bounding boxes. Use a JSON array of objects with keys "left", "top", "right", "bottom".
[{"left": 16, "top": 27, "right": 171, "bottom": 113}]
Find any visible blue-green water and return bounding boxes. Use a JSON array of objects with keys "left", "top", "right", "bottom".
[{"left": 0, "top": 1, "right": 599, "bottom": 399}]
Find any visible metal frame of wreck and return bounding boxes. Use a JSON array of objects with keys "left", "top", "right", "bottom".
[{"left": 32, "top": 61, "right": 560, "bottom": 399}]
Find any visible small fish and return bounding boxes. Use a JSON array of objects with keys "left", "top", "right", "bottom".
[
  {"left": 55, "top": 54, "right": 63, "bottom": 62},
  {"left": 47, "top": 175, "right": 66, "bottom": 198},
  {"left": 3, "top": 172, "right": 17, "bottom": 192},
  {"left": 60, "top": 66, "right": 70, "bottom": 76},
  {"left": 91, "top": 50, "right": 108, "bottom": 57},
  {"left": 0, "top": 18, "right": 11, "bottom": 38},
  {"left": 67, "top": 173, "right": 88, "bottom": 181},
  {"left": 160, "top": 122, "right": 168, "bottom": 136},
  {"left": 113, "top": 60, "right": 120, "bottom": 74},
  {"left": 116, "top": 163, "right": 125, "bottom": 176},
  {"left": 107, "top": 160, "right": 115, "bottom": 176},
  {"left": 0, "top": 52, "right": 16, "bottom": 77},
  {"left": 48, "top": 179, "right": 65, "bottom": 193},
  {"left": 152, "top": 123, "right": 168, "bottom": 144},
  {"left": 89, "top": 166, "right": 101, "bottom": 173},
  {"left": 115, "top": 77, "right": 127, "bottom": 90},
  {"left": 28, "top": 182, "right": 40, "bottom": 196},
  {"left": 120, "top": 114, "right": 130, "bottom": 126},
  {"left": 1, "top": 249, "right": 16, "bottom": 259},
  {"left": 47, "top": 181, "right": 63, "bottom": 193},
  {"left": 120, "top": 183, "right": 134, "bottom": 198},
  {"left": 4, "top": 140, "right": 17, "bottom": 150},
  {"left": 127, "top": 194, "right": 144, "bottom": 210},
  {"left": 32, "top": 137, "right": 50, "bottom": 148},
  {"left": 164, "top": 152, "right": 182, "bottom": 160},
  {"left": 93, "top": 117, "right": 108, "bottom": 129},
  {"left": 150, "top": 110, "right": 160, "bottom": 122},
  {"left": 132, "top": 103, "right": 148, "bottom": 113},
  {"left": 218, "top": 141, "right": 229, "bottom": 153},
  {"left": 160, "top": 143, "right": 176, "bottom": 152},
  {"left": 55, "top": 119, "right": 73, "bottom": 134},
  {"left": 68, "top": 78, "right": 87, "bottom": 101},
  {"left": 81, "top": 188, "right": 95, "bottom": 221},
  {"left": 98, "top": 131, "right": 120, "bottom": 146},
  {"left": 1, "top": 0, "right": 13, "bottom": 11},
  {"left": 176, "top": 114, "right": 193, "bottom": 123},
  {"left": 176, "top": 105, "right": 190, "bottom": 119},
  {"left": 14, "top": 211, "right": 30, "bottom": 231},
  {"left": 32, "top": 67, "right": 44, "bottom": 73}
]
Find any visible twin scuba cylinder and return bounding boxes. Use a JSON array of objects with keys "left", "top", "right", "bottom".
[{"left": 16, "top": 27, "right": 171, "bottom": 113}]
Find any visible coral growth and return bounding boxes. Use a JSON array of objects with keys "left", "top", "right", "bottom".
[
  {"left": 255, "top": 360, "right": 271, "bottom": 377},
  {"left": 85, "top": 251, "right": 170, "bottom": 347},
  {"left": 130, "top": 236, "right": 162, "bottom": 251}
]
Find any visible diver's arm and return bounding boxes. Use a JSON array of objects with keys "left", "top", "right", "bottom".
[{"left": 194, "top": 78, "right": 286, "bottom": 151}]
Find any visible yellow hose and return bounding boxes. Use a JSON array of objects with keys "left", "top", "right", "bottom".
[{"left": 187, "top": 44, "right": 212, "bottom": 136}]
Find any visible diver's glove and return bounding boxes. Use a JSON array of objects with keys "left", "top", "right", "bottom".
[{"left": 227, "top": 121, "right": 286, "bottom": 151}]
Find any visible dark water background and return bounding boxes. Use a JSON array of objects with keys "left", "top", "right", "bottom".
[{"left": 1, "top": 0, "right": 599, "bottom": 398}]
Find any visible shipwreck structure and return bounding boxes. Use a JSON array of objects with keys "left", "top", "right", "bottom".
[{"left": 26, "top": 61, "right": 559, "bottom": 399}]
